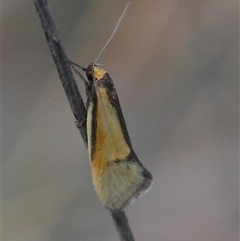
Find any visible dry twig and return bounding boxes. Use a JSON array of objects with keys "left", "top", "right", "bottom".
[{"left": 33, "top": 0, "right": 135, "bottom": 240}]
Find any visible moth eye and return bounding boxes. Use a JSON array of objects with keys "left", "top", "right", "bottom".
[
  {"left": 86, "top": 69, "right": 93, "bottom": 81},
  {"left": 86, "top": 63, "right": 95, "bottom": 81}
]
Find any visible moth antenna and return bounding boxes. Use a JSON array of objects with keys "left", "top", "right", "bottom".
[
  {"left": 93, "top": 2, "right": 131, "bottom": 130},
  {"left": 94, "top": 1, "right": 132, "bottom": 63}
]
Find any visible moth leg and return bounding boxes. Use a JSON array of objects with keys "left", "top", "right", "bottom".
[
  {"left": 75, "top": 110, "right": 87, "bottom": 129},
  {"left": 75, "top": 111, "right": 88, "bottom": 147}
]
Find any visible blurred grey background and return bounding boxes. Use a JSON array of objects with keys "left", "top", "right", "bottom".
[{"left": 3, "top": 0, "right": 239, "bottom": 241}]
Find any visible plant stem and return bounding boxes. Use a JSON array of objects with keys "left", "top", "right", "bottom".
[{"left": 32, "top": 1, "right": 135, "bottom": 240}]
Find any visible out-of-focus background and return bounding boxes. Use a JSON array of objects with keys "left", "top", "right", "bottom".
[{"left": 3, "top": 0, "right": 239, "bottom": 240}]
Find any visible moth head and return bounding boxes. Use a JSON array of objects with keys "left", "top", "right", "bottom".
[{"left": 86, "top": 63, "right": 107, "bottom": 82}]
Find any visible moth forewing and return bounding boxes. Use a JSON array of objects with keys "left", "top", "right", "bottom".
[
  {"left": 85, "top": 64, "right": 153, "bottom": 210},
  {"left": 94, "top": 153, "right": 152, "bottom": 210}
]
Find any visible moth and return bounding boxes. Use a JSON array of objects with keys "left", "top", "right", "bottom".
[
  {"left": 83, "top": 63, "right": 153, "bottom": 210},
  {"left": 72, "top": 2, "right": 153, "bottom": 211}
]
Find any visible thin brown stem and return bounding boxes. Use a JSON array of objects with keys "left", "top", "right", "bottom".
[
  {"left": 32, "top": 1, "right": 135, "bottom": 240},
  {"left": 33, "top": 0, "right": 87, "bottom": 144},
  {"left": 111, "top": 210, "right": 135, "bottom": 241}
]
